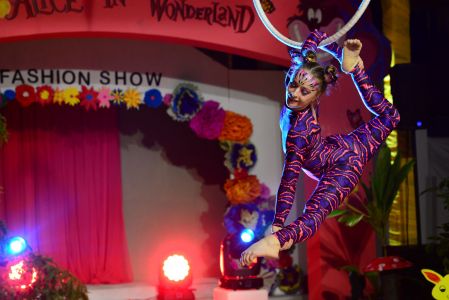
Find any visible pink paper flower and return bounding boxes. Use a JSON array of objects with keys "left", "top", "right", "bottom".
[
  {"left": 189, "top": 100, "right": 225, "bottom": 140},
  {"left": 97, "top": 87, "right": 113, "bottom": 108}
]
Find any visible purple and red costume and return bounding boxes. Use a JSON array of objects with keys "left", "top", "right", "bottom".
[{"left": 273, "top": 31, "right": 400, "bottom": 248}]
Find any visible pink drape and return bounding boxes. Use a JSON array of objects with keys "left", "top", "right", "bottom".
[{"left": 0, "top": 102, "right": 131, "bottom": 284}]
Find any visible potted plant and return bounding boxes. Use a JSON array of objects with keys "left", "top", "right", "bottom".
[{"left": 328, "top": 145, "right": 415, "bottom": 299}]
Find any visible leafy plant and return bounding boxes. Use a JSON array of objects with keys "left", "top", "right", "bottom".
[
  {"left": 329, "top": 145, "right": 415, "bottom": 252},
  {"left": 0, "top": 221, "right": 88, "bottom": 299},
  {"left": 422, "top": 178, "right": 449, "bottom": 274}
]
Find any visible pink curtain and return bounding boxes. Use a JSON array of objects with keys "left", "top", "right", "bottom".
[{"left": 0, "top": 102, "right": 131, "bottom": 284}]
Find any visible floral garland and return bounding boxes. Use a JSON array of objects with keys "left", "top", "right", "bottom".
[{"left": 0, "top": 82, "right": 268, "bottom": 205}]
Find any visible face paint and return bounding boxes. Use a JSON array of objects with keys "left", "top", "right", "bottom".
[{"left": 286, "top": 68, "right": 321, "bottom": 111}]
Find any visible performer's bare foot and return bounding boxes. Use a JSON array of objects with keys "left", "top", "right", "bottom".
[
  {"left": 342, "top": 39, "right": 364, "bottom": 73},
  {"left": 272, "top": 225, "right": 282, "bottom": 233},
  {"left": 240, "top": 234, "right": 281, "bottom": 267}
]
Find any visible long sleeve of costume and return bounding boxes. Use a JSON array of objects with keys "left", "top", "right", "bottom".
[{"left": 350, "top": 65, "right": 400, "bottom": 123}]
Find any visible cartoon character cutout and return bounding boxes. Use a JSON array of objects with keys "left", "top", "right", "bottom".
[
  {"left": 287, "top": 0, "right": 346, "bottom": 64},
  {"left": 422, "top": 269, "right": 449, "bottom": 300}
]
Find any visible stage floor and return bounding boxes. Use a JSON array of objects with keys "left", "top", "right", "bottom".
[{"left": 87, "top": 278, "right": 307, "bottom": 300}]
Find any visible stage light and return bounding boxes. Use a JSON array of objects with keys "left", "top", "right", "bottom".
[
  {"left": 7, "top": 259, "right": 38, "bottom": 290},
  {"left": 219, "top": 232, "right": 263, "bottom": 290},
  {"left": 163, "top": 254, "right": 190, "bottom": 282},
  {"left": 240, "top": 229, "right": 255, "bottom": 243},
  {"left": 5, "top": 237, "right": 28, "bottom": 256},
  {"left": 417, "top": 121, "right": 423, "bottom": 127},
  {"left": 158, "top": 254, "right": 194, "bottom": 300}
]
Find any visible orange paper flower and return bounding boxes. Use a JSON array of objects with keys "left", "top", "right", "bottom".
[
  {"left": 219, "top": 111, "right": 253, "bottom": 143},
  {"left": 224, "top": 175, "right": 261, "bottom": 205}
]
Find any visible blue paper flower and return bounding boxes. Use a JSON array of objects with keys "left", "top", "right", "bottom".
[
  {"left": 230, "top": 143, "right": 257, "bottom": 171},
  {"left": 167, "top": 83, "right": 203, "bottom": 121},
  {"left": 224, "top": 204, "right": 265, "bottom": 237},
  {"left": 144, "top": 89, "right": 162, "bottom": 108},
  {"left": 4, "top": 89, "right": 15, "bottom": 101}
]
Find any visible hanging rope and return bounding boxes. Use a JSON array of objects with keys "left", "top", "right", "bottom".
[{"left": 253, "top": 0, "right": 371, "bottom": 48}]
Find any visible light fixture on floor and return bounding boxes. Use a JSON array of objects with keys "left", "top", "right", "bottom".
[
  {"left": 158, "top": 254, "right": 195, "bottom": 300},
  {"left": 219, "top": 229, "right": 263, "bottom": 290},
  {"left": 5, "top": 236, "right": 29, "bottom": 256}
]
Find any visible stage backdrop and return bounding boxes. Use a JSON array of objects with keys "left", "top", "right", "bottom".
[
  {"left": 0, "top": 0, "right": 391, "bottom": 298},
  {"left": 0, "top": 0, "right": 390, "bottom": 80}
]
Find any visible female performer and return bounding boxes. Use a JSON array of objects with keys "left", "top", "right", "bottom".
[{"left": 241, "top": 30, "right": 400, "bottom": 266}]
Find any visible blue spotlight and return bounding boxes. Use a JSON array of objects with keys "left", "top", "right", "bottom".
[
  {"left": 240, "top": 229, "right": 255, "bottom": 243},
  {"left": 5, "top": 237, "right": 28, "bottom": 256},
  {"left": 416, "top": 121, "right": 423, "bottom": 128}
]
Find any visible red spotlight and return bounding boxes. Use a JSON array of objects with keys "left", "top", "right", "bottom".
[
  {"left": 7, "top": 259, "right": 38, "bottom": 290},
  {"left": 158, "top": 254, "right": 194, "bottom": 300}
]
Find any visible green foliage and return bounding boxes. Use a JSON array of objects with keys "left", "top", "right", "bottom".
[
  {"left": 0, "top": 221, "right": 88, "bottom": 299},
  {"left": 0, "top": 113, "right": 7, "bottom": 145},
  {"left": 423, "top": 178, "right": 449, "bottom": 274},
  {"left": 328, "top": 145, "right": 415, "bottom": 248}
]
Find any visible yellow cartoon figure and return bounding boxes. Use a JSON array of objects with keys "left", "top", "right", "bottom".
[
  {"left": 0, "top": 0, "right": 11, "bottom": 19},
  {"left": 422, "top": 269, "right": 449, "bottom": 300}
]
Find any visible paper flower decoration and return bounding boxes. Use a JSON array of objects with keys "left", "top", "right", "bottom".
[
  {"left": 79, "top": 86, "right": 99, "bottom": 111},
  {"left": 4, "top": 89, "right": 15, "bottom": 102},
  {"left": 189, "top": 100, "right": 225, "bottom": 140},
  {"left": 123, "top": 88, "right": 142, "bottom": 109},
  {"left": 15, "top": 85, "right": 36, "bottom": 107},
  {"left": 219, "top": 111, "right": 253, "bottom": 143},
  {"left": 223, "top": 203, "right": 262, "bottom": 235},
  {"left": 167, "top": 83, "right": 203, "bottom": 121},
  {"left": 36, "top": 86, "right": 54, "bottom": 106},
  {"left": 258, "top": 183, "right": 271, "bottom": 200},
  {"left": 111, "top": 88, "right": 125, "bottom": 105},
  {"left": 97, "top": 87, "right": 113, "bottom": 108},
  {"left": 224, "top": 174, "right": 261, "bottom": 205},
  {"left": 163, "top": 93, "right": 173, "bottom": 106},
  {"left": 228, "top": 142, "right": 257, "bottom": 171},
  {"left": 144, "top": 89, "right": 163, "bottom": 108},
  {"left": 63, "top": 87, "right": 80, "bottom": 106},
  {"left": 53, "top": 88, "right": 64, "bottom": 105}
]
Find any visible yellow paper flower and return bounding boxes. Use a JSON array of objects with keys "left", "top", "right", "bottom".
[
  {"left": 53, "top": 88, "right": 64, "bottom": 105},
  {"left": 0, "top": 0, "right": 11, "bottom": 19},
  {"left": 224, "top": 175, "right": 261, "bottom": 205},
  {"left": 63, "top": 87, "right": 80, "bottom": 106},
  {"left": 123, "top": 88, "right": 142, "bottom": 110},
  {"left": 219, "top": 111, "right": 253, "bottom": 143}
]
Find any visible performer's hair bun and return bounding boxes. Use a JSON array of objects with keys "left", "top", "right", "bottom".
[
  {"left": 303, "top": 50, "right": 317, "bottom": 63},
  {"left": 324, "top": 64, "right": 338, "bottom": 85}
]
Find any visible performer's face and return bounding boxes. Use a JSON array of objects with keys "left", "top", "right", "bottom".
[{"left": 286, "top": 68, "right": 321, "bottom": 111}]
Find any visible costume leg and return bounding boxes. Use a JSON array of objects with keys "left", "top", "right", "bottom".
[{"left": 274, "top": 154, "right": 363, "bottom": 248}]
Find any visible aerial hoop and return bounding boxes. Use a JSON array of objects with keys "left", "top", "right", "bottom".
[{"left": 253, "top": 0, "right": 371, "bottom": 48}]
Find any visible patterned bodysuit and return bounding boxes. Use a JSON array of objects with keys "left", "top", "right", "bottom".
[{"left": 273, "top": 31, "right": 400, "bottom": 248}]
